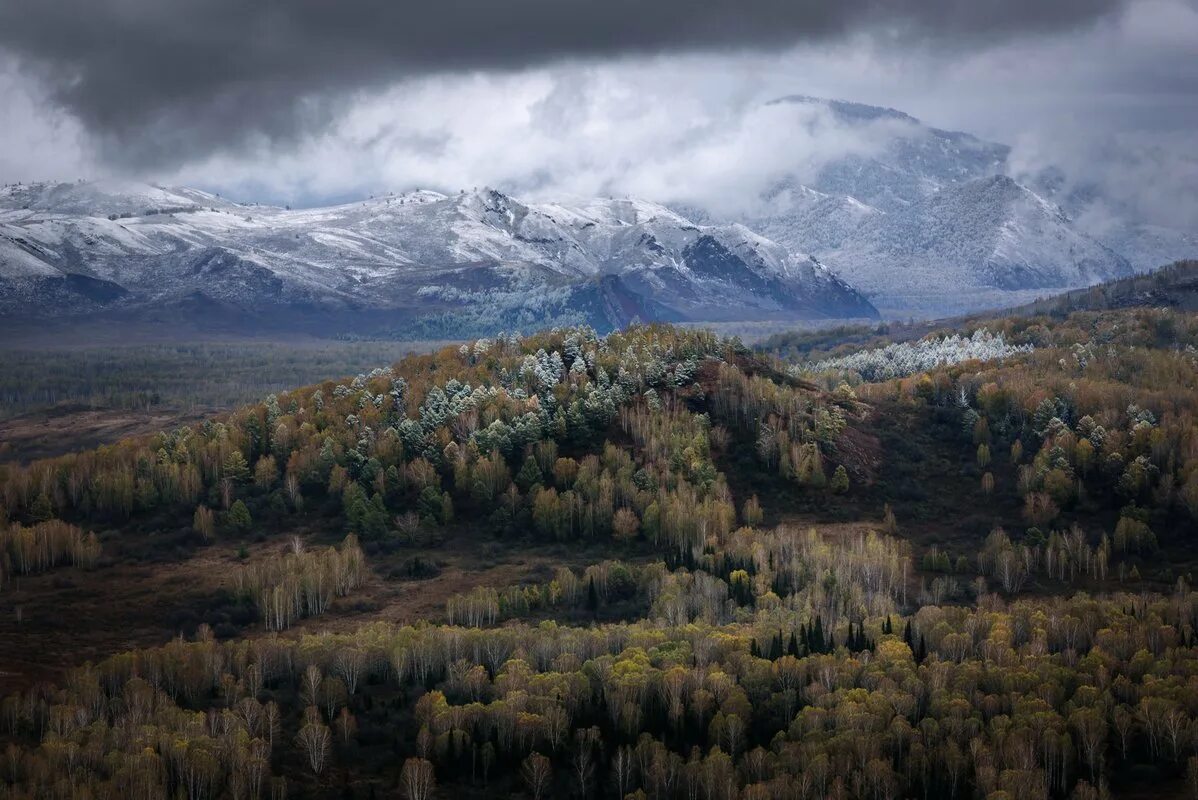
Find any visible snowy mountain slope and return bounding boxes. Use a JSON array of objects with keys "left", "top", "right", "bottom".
[
  {"left": 741, "top": 185, "right": 884, "bottom": 254},
  {"left": 1094, "top": 224, "right": 1198, "bottom": 273},
  {"left": 766, "top": 95, "right": 1011, "bottom": 212},
  {"left": 0, "top": 179, "right": 238, "bottom": 220},
  {"left": 676, "top": 96, "right": 1011, "bottom": 286},
  {"left": 0, "top": 232, "right": 62, "bottom": 278},
  {"left": 0, "top": 181, "right": 878, "bottom": 334},
  {"left": 820, "top": 175, "right": 1133, "bottom": 315},
  {"left": 679, "top": 96, "right": 1170, "bottom": 318},
  {"left": 1026, "top": 165, "right": 1198, "bottom": 273}
]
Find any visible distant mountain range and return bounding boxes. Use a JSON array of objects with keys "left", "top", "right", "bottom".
[
  {"left": 0, "top": 182, "right": 875, "bottom": 336},
  {"left": 1, "top": 96, "right": 1193, "bottom": 335}
]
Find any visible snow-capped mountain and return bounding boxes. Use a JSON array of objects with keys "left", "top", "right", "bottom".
[
  {"left": 737, "top": 186, "right": 883, "bottom": 255},
  {"left": 765, "top": 96, "right": 1011, "bottom": 213},
  {"left": 4, "top": 97, "right": 1187, "bottom": 330},
  {"left": 0, "top": 180, "right": 239, "bottom": 218},
  {"left": 821, "top": 175, "right": 1133, "bottom": 316},
  {"left": 0, "top": 181, "right": 878, "bottom": 335},
  {"left": 1096, "top": 224, "right": 1198, "bottom": 274},
  {"left": 686, "top": 96, "right": 1157, "bottom": 317}
]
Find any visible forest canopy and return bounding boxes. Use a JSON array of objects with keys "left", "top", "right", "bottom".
[{"left": 2, "top": 307, "right": 1198, "bottom": 799}]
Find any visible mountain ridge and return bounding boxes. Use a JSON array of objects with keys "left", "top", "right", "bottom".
[
  {"left": 3, "top": 96, "right": 1192, "bottom": 329},
  {"left": 0, "top": 181, "right": 879, "bottom": 336}
]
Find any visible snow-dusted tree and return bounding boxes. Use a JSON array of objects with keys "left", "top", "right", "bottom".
[{"left": 800, "top": 329, "right": 1032, "bottom": 382}]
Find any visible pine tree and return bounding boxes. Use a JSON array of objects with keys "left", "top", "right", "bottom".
[
  {"left": 222, "top": 450, "right": 250, "bottom": 483},
  {"left": 30, "top": 493, "right": 54, "bottom": 522},
  {"left": 515, "top": 457, "right": 544, "bottom": 492},
  {"left": 830, "top": 465, "right": 850, "bottom": 494},
  {"left": 226, "top": 499, "right": 252, "bottom": 532}
]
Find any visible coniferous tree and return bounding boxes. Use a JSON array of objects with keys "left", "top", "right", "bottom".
[{"left": 227, "top": 499, "right": 252, "bottom": 532}]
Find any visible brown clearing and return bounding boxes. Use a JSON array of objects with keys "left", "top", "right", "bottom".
[{"left": 0, "top": 404, "right": 220, "bottom": 464}]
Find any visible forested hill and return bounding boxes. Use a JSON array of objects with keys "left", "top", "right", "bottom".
[
  {"left": 754, "top": 259, "right": 1198, "bottom": 366},
  {"left": 1006, "top": 259, "right": 1198, "bottom": 316},
  {"left": 1, "top": 311, "right": 1198, "bottom": 798}
]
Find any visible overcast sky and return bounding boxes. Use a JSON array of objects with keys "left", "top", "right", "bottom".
[{"left": 0, "top": 0, "right": 1195, "bottom": 227}]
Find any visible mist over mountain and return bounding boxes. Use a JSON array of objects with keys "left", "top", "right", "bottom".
[
  {"left": 2, "top": 96, "right": 1193, "bottom": 333},
  {"left": 683, "top": 96, "right": 1183, "bottom": 316}
]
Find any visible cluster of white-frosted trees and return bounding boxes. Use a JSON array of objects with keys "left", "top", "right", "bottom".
[{"left": 800, "top": 329, "right": 1032, "bottom": 381}]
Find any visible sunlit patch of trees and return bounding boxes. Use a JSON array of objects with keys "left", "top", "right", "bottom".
[
  {"left": 445, "top": 525, "right": 911, "bottom": 638},
  {"left": 234, "top": 535, "right": 366, "bottom": 631},
  {"left": 1, "top": 518, "right": 99, "bottom": 583}
]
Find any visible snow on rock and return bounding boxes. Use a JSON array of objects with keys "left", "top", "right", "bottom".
[
  {"left": 819, "top": 175, "right": 1133, "bottom": 316},
  {"left": 0, "top": 181, "right": 878, "bottom": 334},
  {"left": 684, "top": 96, "right": 1154, "bottom": 318}
]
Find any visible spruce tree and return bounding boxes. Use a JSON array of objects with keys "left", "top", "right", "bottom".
[{"left": 515, "top": 457, "right": 544, "bottom": 491}]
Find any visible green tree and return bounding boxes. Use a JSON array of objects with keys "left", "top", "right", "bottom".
[
  {"left": 30, "top": 492, "right": 54, "bottom": 522},
  {"left": 226, "top": 499, "right": 252, "bottom": 532},
  {"left": 516, "top": 457, "right": 544, "bottom": 492},
  {"left": 830, "top": 465, "right": 850, "bottom": 494},
  {"left": 222, "top": 450, "right": 250, "bottom": 482}
]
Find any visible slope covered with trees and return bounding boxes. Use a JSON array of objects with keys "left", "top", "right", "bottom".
[
  {"left": 1, "top": 311, "right": 1197, "bottom": 799},
  {"left": 1005, "top": 259, "right": 1198, "bottom": 316}
]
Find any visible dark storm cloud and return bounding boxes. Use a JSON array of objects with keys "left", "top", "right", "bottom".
[{"left": 0, "top": 0, "right": 1137, "bottom": 166}]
